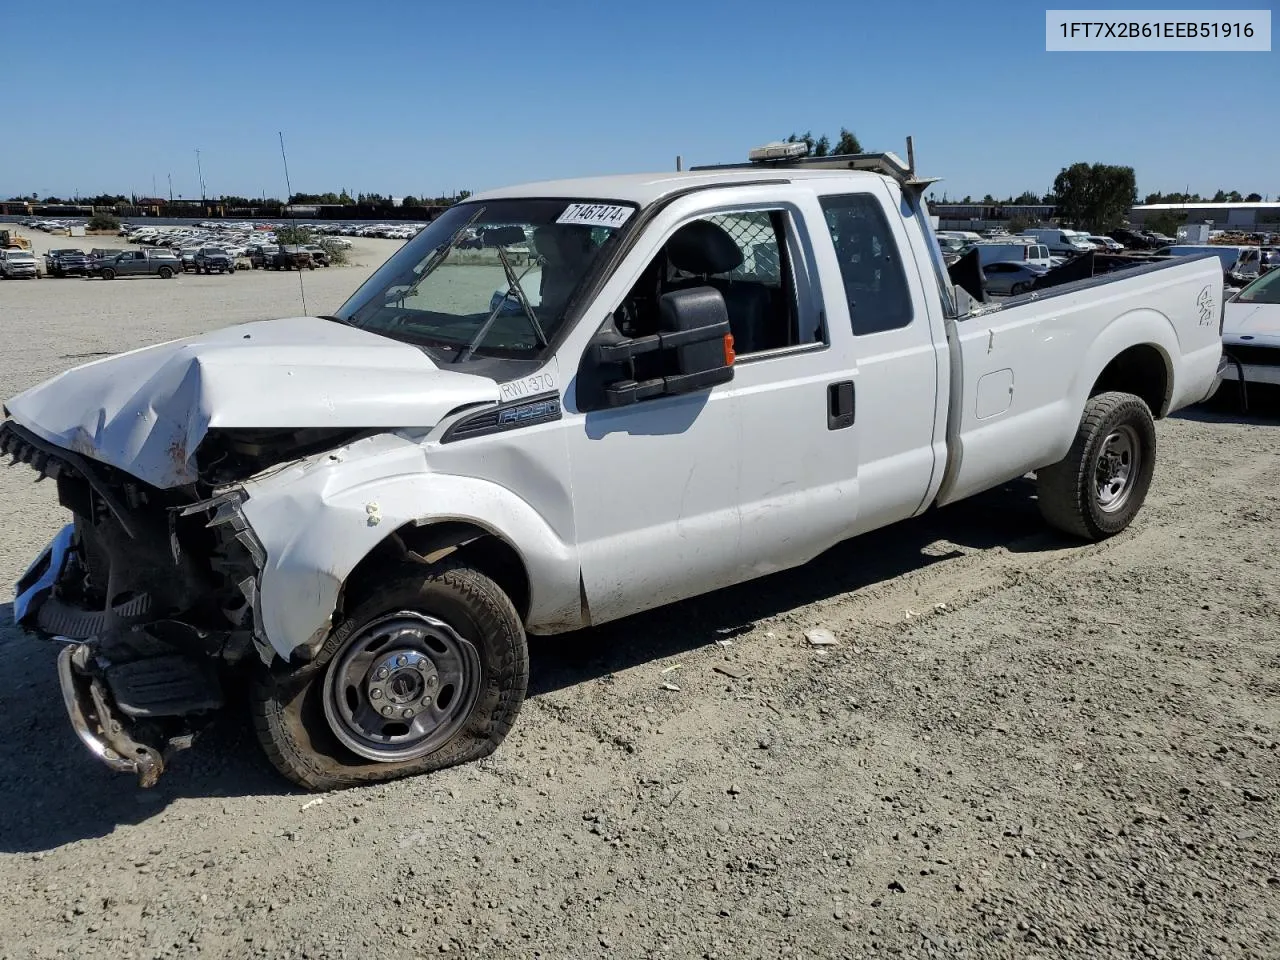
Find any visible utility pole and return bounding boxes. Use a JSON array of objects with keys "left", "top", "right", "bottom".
[
  {"left": 167, "top": 173, "right": 173, "bottom": 203},
  {"left": 196, "top": 149, "right": 206, "bottom": 201}
]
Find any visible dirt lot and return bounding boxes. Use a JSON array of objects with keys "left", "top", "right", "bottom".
[{"left": 0, "top": 228, "right": 1277, "bottom": 960}]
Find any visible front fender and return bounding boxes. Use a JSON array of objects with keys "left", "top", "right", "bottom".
[{"left": 239, "top": 433, "right": 580, "bottom": 661}]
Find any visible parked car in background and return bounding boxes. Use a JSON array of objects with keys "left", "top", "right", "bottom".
[
  {"left": 247, "top": 244, "right": 278, "bottom": 269},
  {"left": 193, "top": 247, "right": 235, "bottom": 274},
  {"left": 1107, "top": 228, "right": 1157, "bottom": 250},
  {"left": 1218, "top": 268, "right": 1280, "bottom": 392},
  {"left": 44, "top": 249, "right": 94, "bottom": 277},
  {"left": 301, "top": 244, "right": 331, "bottom": 267},
  {"left": 980, "top": 260, "right": 1049, "bottom": 296},
  {"left": 268, "top": 245, "right": 315, "bottom": 270},
  {"left": 1086, "top": 235, "right": 1125, "bottom": 252},
  {"left": 94, "top": 249, "right": 178, "bottom": 280},
  {"left": 1153, "top": 245, "right": 1254, "bottom": 275},
  {"left": 0, "top": 249, "right": 40, "bottom": 279}
]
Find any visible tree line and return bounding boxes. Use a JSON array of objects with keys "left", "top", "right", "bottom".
[{"left": 5, "top": 190, "right": 474, "bottom": 208}]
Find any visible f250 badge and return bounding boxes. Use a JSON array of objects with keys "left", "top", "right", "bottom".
[{"left": 1196, "top": 285, "right": 1216, "bottom": 326}]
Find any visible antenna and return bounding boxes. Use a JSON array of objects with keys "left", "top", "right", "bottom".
[{"left": 278, "top": 131, "right": 307, "bottom": 315}]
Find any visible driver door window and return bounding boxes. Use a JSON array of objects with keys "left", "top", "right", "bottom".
[{"left": 614, "top": 210, "right": 815, "bottom": 357}]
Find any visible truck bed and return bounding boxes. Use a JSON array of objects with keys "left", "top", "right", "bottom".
[{"left": 937, "top": 253, "right": 1224, "bottom": 506}]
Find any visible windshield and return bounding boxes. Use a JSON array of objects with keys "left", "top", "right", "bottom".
[
  {"left": 335, "top": 199, "right": 634, "bottom": 360},
  {"left": 1235, "top": 268, "right": 1280, "bottom": 304}
]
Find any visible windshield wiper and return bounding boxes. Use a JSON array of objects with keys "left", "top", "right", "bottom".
[
  {"left": 455, "top": 249, "right": 545, "bottom": 363},
  {"left": 398, "top": 206, "right": 486, "bottom": 305},
  {"left": 496, "top": 245, "right": 548, "bottom": 347}
]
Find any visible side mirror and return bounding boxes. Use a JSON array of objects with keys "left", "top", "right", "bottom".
[{"left": 587, "top": 286, "right": 735, "bottom": 408}]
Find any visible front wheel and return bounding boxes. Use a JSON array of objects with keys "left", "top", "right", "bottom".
[
  {"left": 100, "top": 268, "right": 116, "bottom": 280},
  {"left": 1036, "top": 391, "right": 1156, "bottom": 541},
  {"left": 252, "top": 560, "right": 529, "bottom": 790}
]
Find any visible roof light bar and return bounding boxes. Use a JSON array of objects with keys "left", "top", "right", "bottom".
[
  {"left": 747, "top": 141, "right": 810, "bottom": 162},
  {"left": 691, "top": 136, "right": 939, "bottom": 195}
]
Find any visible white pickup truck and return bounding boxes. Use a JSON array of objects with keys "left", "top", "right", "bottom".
[{"left": 4, "top": 144, "right": 1226, "bottom": 790}]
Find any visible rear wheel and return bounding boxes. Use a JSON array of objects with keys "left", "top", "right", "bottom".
[
  {"left": 252, "top": 560, "right": 529, "bottom": 790},
  {"left": 1011, "top": 282, "right": 1029, "bottom": 295},
  {"left": 1037, "top": 391, "right": 1156, "bottom": 541},
  {"left": 158, "top": 266, "right": 173, "bottom": 279}
]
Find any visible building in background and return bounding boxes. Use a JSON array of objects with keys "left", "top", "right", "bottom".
[{"left": 1126, "top": 201, "right": 1280, "bottom": 229}]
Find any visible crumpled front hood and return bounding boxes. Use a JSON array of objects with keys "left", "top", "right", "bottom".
[{"left": 5, "top": 316, "right": 500, "bottom": 488}]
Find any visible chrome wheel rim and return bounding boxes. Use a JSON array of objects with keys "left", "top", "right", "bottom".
[
  {"left": 322, "top": 611, "right": 481, "bottom": 762},
  {"left": 1094, "top": 425, "right": 1140, "bottom": 513}
]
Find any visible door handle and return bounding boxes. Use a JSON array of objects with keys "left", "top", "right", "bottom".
[{"left": 827, "top": 380, "right": 855, "bottom": 430}]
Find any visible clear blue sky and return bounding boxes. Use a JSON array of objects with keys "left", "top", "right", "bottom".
[{"left": 1, "top": 0, "right": 1275, "bottom": 202}]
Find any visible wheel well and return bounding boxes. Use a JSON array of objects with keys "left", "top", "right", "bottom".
[
  {"left": 338, "top": 521, "right": 531, "bottom": 625},
  {"left": 1090, "top": 344, "right": 1170, "bottom": 418}
]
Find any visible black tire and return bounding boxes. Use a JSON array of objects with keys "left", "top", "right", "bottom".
[
  {"left": 158, "top": 266, "right": 173, "bottom": 279},
  {"left": 1037, "top": 391, "right": 1156, "bottom": 541},
  {"left": 1010, "top": 282, "right": 1028, "bottom": 295},
  {"left": 100, "top": 268, "right": 115, "bottom": 280},
  {"left": 252, "top": 560, "right": 528, "bottom": 790}
]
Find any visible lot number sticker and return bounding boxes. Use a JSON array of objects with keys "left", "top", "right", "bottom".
[{"left": 556, "top": 203, "right": 634, "bottom": 228}]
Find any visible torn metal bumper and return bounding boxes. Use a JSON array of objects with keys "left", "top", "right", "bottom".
[{"left": 56, "top": 643, "right": 170, "bottom": 788}]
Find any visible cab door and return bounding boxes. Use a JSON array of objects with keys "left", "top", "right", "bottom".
[
  {"left": 561, "top": 187, "right": 861, "bottom": 625},
  {"left": 809, "top": 183, "right": 946, "bottom": 534}
]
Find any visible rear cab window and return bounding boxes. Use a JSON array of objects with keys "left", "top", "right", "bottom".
[{"left": 818, "top": 194, "right": 915, "bottom": 335}]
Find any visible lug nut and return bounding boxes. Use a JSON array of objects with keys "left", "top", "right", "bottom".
[
  {"left": 376, "top": 668, "right": 389, "bottom": 680},
  {"left": 396, "top": 655, "right": 408, "bottom": 667},
  {"left": 416, "top": 660, "right": 429, "bottom": 672},
  {"left": 427, "top": 675, "right": 438, "bottom": 688},
  {"left": 370, "top": 689, "right": 383, "bottom": 700},
  {"left": 421, "top": 697, "right": 432, "bottom": 707},
  {"left": 402, "top": 708, "right": 414, "bottom": 719},
  {"left": 381, "top": 706, "right": 394, "bottom": 717}
]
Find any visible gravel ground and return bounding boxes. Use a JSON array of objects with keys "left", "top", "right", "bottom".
[{"left": 0, "top": 226, "right": 1277, "bottom": 960}]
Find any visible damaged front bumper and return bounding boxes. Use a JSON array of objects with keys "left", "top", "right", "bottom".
[
  {"left": 5, "top": 421, "right": 256, "bottom": 785},
  {"left": 57, "top": 643, "right": 168, "bottom": 787}
]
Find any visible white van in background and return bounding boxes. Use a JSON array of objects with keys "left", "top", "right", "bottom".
[
  {"left": 1025, "top": 228, "right": 1096, "bottom": 256},
  {"left": 972, "top": 240, "right": 1052, "bottom": 269}
]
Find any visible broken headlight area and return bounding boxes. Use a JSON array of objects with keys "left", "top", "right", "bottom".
[
  {"left": 3, "top": 420, "right": 272, "bottom": 784},
  {"left": 192, "top": 426, "right": 368, "bottom": 485}
]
